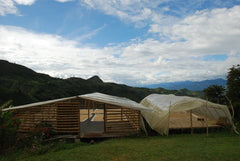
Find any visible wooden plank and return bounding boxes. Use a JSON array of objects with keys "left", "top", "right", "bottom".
[
  {"left": 106, "top": 117, "right": 126, "bottom": 120},
  {"left": 106, "top": 128, "right": 137, "bottom": 131},
  {"left": 57, "top": 125, "right": 79, "bottom": 128},
  {"left": 19, "top": 122, "right": 57, "bottom": 125},
  {"left": 57, "top": 116, "right": 78, "bottom": 118},
  {"left": 108, "top": 129, "right": 139, "bottom": 132},
  {"left": 105, "top": 105, "right": 141, "bottom": 134},
  {"left": 106, "top": 122, "right": 140, "bottom": 126},
  {"left": 107, "top": 112, "right": 137, "bottom": 115},
  {"left": 190, "top": 110, "right": 193, "bottom": 134},
  {"left": 106, "top": 125, "right": 136, "bottom": 129},
  {"left": 104, "top": 103, "right": 106, "bottom": 132},
  {"left": 106, "top": 130, "right": 138, "bottom": 133},
  {"left": 106, "top": 126, "right": 139, "bottom": 130},
  {"left": 55, "top": 127, "right": 79, "bottom": 130}
]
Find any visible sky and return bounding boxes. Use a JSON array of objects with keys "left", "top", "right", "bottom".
[{"left": 0, "top": 0, "right": 240, "bottom": 86}]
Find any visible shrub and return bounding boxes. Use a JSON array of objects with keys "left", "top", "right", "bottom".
[
  {"left": 0, "top": 108, "right": 21, "bottom": 153},
  {"left": 18, "top": 122, "right": 55, "bottom": 154},
  {"left": 0, "top": 103, "right": 56, "bottom": 154}
]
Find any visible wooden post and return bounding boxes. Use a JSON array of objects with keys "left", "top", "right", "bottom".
[
  {"left": 121, "top": 107, "right": 123, "bottom": 121},
  {"left": 104, "top": 104, "right": 106, "bottom": 133},
  {"left": 225, "top": 95, "right": 235, "bottom": 133},
  {"left": 78, "top": 99, "right": 81, "bottom": 137},
  {"left": 138, "top": 111, "right": 141, "bottom": 131},
  {"left": 88, "top": 100, "right": 90, "bottom": 119},
  {"left": 190, "top": 110, "right": 193, "bottom": 134},
  {"left": 206, "top": 100, "right": 209, "bottom": 137},
  {"left": 92, "top": 101, "right": 94, "bottom": 112},
  {"left": 167, "top": 101, "right": 171, "bottom": 136}
]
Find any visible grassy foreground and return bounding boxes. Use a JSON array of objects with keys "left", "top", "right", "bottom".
[{"left": 1, "top": 132, "right": 240, "bottom": 161}]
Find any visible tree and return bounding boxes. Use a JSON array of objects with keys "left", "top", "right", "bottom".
[
  {"left": 203, "top": 85, "right": 225, "bottom": 104},
  {"left": 227, "top": 65, "right": 240, "bottom": 121}
]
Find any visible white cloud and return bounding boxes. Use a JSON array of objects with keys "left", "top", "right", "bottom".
[
  {"left": 0, "top": 25, "right": 117, "bottom": 81},
  {"left": 0, "top": 5, "right": 240, "bottom": 85},
  {"left": 55, "top": 0, "right": 74, "bottom": 2},
  {"left": 73, "top": 24, "right": 107, "bottom": 42},
  {"left": 121, "top": 6, "right": 240, "bottom": 83},
  {"left": 0, "top": 0, "right": 36, "bottom": 16},
  {"left": 80, "top": 0, "right": 240, "bottom": 30},
  {"left": 80, "top": 0, "right": 164, "bottom": 27},
  {"left": 14, "top": 0, "right": 35, "bottom": 5},
  {"left": 0, "top": 0, "right": 17, "bottom": 16},
  {"left": 0, "top": 0, "right": 74, "bottom": 16},
  {"left": 154, "top": 6, "right": 240, "bottom": 43}
]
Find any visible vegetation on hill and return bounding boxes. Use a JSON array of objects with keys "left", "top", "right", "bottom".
[
  {"left": 0, "top": 60, "right": 202, "bottom": 106},
  {"left": 202, "top": 65, "right": 240, "bottom": 122},
  {"left": 203, "top": 85, "right": 226, "bottom": 104},
  {"left": 227, "top": 65, "right": 240, "bottom": 121}
]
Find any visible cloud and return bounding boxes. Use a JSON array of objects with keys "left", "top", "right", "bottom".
[
  {"left": 149, "top": 5, "right": 240, "bottom": 56},
  {"left": 0, "top": 25, "right": 117, "bottom": 80},
  {"left": 0, "top": 5, "right": 240, "bottom": 86},
  {"left": 55, "top": 0, "right": 74, "bottom": 2},
  {"left": 72, "top": 24, "right": 107, "bottom": 42},
  {"left": 80, "top": 0, "right": 161, "bottom": 27},
  {"left": 14, "top": 0, "right": 35, "bottom": 5},
  {"left": 0, "top": 0, "right": 17, "bottom": 16},
  {"left": 79, "top": 0, "right": 240, "bottom": 28},
  {"left": 121, "top": 5, "right": 240, "bottom": 83},
  {"left": 0, "top": 0, "right": 73, "bottom": 16},
  {"left": 0, "top": 0, "right": 36, "bottom": 16}
]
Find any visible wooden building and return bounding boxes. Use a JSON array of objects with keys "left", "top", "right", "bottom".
[{"left": 3, "top": 92, "right": 150, "bottom": 138}]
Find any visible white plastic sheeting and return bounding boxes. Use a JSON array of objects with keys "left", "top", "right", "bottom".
[
  {"left": 140, "top": 94, "right": 232, "bottom": 135},
  {"left": 79, "top": 92, "right": 151, "bottom": 111},
  {"left": 3, "top": 92, "right": 150, "bottom": 112},
  {"left": 2, "top": 96, "right": 77, "bottom": 111}
]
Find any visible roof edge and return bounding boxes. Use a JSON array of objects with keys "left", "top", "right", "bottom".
[{"left": 2, "top": 96, "right": 78, "bottom": 111}]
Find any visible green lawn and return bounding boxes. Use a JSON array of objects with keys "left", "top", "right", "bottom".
[{"left": 1, "top": 132, "right": 240, "bottom": 161}]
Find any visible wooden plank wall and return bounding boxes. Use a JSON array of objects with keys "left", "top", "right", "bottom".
[
  {"left": 122, "top": 107, "right": 140, "bottom": 131},
  {"left": 55, "top": 100, "right": 80, "bottom": 134},
  {"left": 15, "top": 99, "right": 80, "bottom": 134},
  {"left": 13, "top": 97, "right": 141, "bottom": 137},
  {"left": 105, "top": 105, "right": 140, "bottom": 134},
  {"left": 15, "top": 104, "right": 57, "bottom": 133}
]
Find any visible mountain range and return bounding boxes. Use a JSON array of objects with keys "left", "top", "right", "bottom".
[
  {"left": 144, "top": 79, "right": 227, "bottom": 91},
  {"left": 0, "top": 60, "right": 205, "bottom": 106}
]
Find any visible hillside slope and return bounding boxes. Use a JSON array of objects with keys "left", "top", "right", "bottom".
[{"left": 0, "top": 60, "right": 202, "bottom": 106}]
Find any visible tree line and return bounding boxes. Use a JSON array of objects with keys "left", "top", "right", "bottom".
[{"left": 203, "top": 65, "right": 240, "bottom": 122}]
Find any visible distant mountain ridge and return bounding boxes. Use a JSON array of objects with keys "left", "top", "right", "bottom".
[
  {"left": 145, "top": 79, "right": 227, "bottom": 91},
  {"left": 0, "top": 59, "right": 203, "bottom": 106}
]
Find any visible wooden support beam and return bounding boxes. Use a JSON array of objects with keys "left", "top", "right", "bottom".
[
  {"left": 121, "top": 107, "right": 123, "bottom": 121},
  {"left": 88, "top": 100, "right": 90, "bottom": 119},
  {"left": 104, "top": 103, "right": 107, "bottom": 133},
  {"left": 190, "top": 110, "right": 193, "bottom": 134},
  {"left": 206, "top": 101, "right": 209, "bottom": 137},
  {"left": 78, "top": 101, "right": 81, "bottom": 137},
  {"left": 167, "top": 101, "right": 171, "bottom": 136}
]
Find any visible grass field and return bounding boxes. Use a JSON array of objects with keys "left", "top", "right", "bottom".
[{"left": 1, "top": 131, "right": 240, "bottom": 161}]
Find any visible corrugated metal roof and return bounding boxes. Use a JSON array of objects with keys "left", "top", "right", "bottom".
[{"left": 2, "top": 92, "right": 150, "bottom": 112}]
